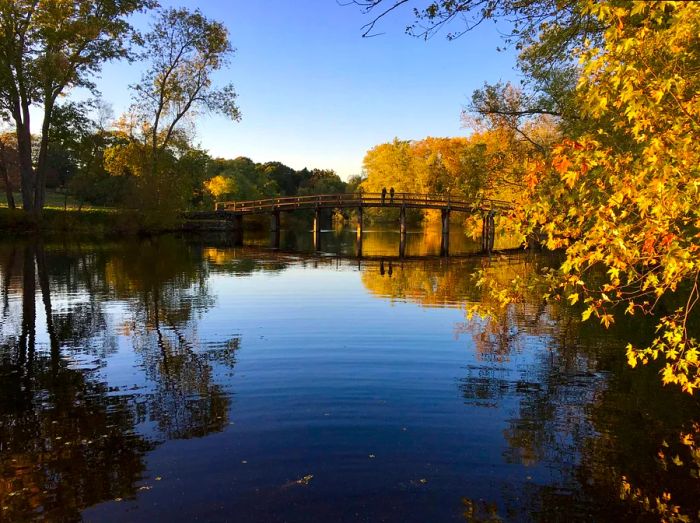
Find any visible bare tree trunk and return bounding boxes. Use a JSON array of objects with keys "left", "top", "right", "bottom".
[
  {"left": 0, "top": 160, "right": 15, "bottom": 209},
  {"left": 15, "top": 121, "right": 35, "bottom": 212},
  {"left": 33, "top": 96, "right": 56, "bottom": 214}
]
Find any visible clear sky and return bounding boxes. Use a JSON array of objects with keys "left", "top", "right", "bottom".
[{"left": 91, "top": 0, "right": 519, "bottom": 179}]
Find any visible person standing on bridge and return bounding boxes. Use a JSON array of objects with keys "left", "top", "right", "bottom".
[
  {"left": 381, "top": 187, "right": 387, "bottom": 205},
  {"left": 389, "top": 187, "right": 395, "bottom": 204}
]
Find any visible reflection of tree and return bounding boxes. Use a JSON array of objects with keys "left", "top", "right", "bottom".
[
  {"left": 460, "top": 497, "right": 503, "bottom": 522},
  {"left": 0, "top": 359, "right": 153, "bottom": 521},
  {"left": 457, "top": 259, "right": 700, "bottom": 519},
  {"left": 361, "top": 257, "right": 478, "bottom": 307},
  {"left": 0, "top": 243, "right": 152, "bottom": 521},
  {"left": 464, "top": 283, "right": 700, "bottom": 519},
  {"left": 360, "top": 251, "right": 700, "bottom": 519},
  {"left": 361, "top": 254, "right": 569, "bottom": 362},
  {"left": 100, "top": 238, "right": 237, "bottom": 439},
  {"left": 203, "top": 246, "right": 289, "bottom": 275},
  {"left": 0, "top": 238, "right": 241, "bottom": 520}
]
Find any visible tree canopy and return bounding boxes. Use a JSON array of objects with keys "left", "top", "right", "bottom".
[
  {"left": 0, "top": 0, "right": 155, "bottom": 213},
  {"left": 523, "top": 2, "right": 700, "bottom": 393}
]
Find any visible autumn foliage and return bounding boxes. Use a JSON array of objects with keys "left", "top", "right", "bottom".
[{"left": 520, "top": 1, "right": 700, "bottom": 392}]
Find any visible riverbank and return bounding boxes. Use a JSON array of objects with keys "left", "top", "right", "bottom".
[
  {"left": 0, "top": 206, "right": 277, "bottom": 238},
  {"left": 0, "top": 207, "right": 180, "bottom": 237}
]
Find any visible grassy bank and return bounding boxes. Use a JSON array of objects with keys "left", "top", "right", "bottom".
[{"left": 0, "top": 207, "right": 187, "bottom": 237}]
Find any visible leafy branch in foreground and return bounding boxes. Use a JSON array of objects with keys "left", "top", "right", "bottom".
[{"left": 521, "top": 1, "right": 700, "bottom": 392}]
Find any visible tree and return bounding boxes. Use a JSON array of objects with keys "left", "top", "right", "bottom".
[
  {"left": 45, "top": 101, "right": 96, "bottom": 190},
  {"left": 360, "top": 133, "right": 545, "bottom": 205},
  {"left": 258, "top": 161, "right": 301, "bottom": 196},
  {"left": 204, "top": 174, "right": 235, "bottom": 201},
  {"left": 204, "top": 157, "right": 278, "bottom": 202},
  {"left": 361, "top": 138, "right": 413, "bottom": 193},
  {"left": 346, "top": 174, "right": 366, "bottom": 194},
  {"left": 103, "top": 7, "right": 242, "bottom": 215},
  {"left": 522, "top": 1, "right": 700, "bottom": 392},
  {"left": 0, "top": 0, "right": 155, "bottom": 214},
  {"left": 60, "top": 100, "right": 134, "bottom": 208},
  {"left": 131, "top": 7, "right": 241, "bottom": 189},
  {"left": 298, "top": 168, "right": 346, "bottom": 195}
]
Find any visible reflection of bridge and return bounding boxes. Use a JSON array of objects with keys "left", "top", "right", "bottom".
[{"left": 188, "top": 193, "right": 512, "bottom": 255}]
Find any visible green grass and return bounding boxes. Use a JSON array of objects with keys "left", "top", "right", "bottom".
[
  {"left": 0, "top": 189, "right": 189, "bottom": 237},
  {"left": 0, "top": 207, "right": 129, "bottom": 236},
  {"left": 0, "top": 190, "right": 111, "bottom": 212},
  {"left": 1, "top": 194, "right": 191, "bottom": 239}
]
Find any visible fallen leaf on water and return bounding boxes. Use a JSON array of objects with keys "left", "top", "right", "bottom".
[
  {"left": 296, "top": 474, "right": 314, "bottom": 485},
  {"left": 419, "top": 478, "right": 427, "bottom": 484}
]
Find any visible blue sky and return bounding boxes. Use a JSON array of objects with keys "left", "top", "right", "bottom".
[{"left": 92, "top": 0, "right": 519, "bottom": 179}]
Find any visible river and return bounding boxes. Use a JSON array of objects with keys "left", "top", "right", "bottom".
[{"left": 0, "top": 227, "right": 698, "bottom": 521}]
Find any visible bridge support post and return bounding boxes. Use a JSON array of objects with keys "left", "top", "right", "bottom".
[
  {"left": 313, "top": 207, "right": 321, "bottom": 251},
  {"left": 399, "top": 206, "right": 407, "bottom": 258},
  {"left": 481, "top": 211, "right": 495, "bottom": 253},
  {"left": 270, "top": 229, "right": 280, "bottom": 249},
  {"left": 313, "top": 208, "right": 321, "bottom": 235},
  {"left": 233, "top": 214, "right": 243, "bottom": 246},
  {"left": 356, "top": 207, "right": 363, "bottom": 257},
  {"left": 440, "top": 209, "right": 450, "bottom": 256},
  {"left": 271, "top": 210, "right": 280, "bottom": 232}
]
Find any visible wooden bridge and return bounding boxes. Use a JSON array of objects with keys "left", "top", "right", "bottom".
[{"left": 187, "top": 192, "right": 511, "bottom": 256}]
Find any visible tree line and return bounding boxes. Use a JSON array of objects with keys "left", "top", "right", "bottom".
[
  {"left": 0, "top": 118, "right": 348, "bottom": 210},
  {"left": 0, "top": 1, "right": 347, "bottom": 218},
  {"left": 360, "top": 112, "right": 557, "bottom": 203}
]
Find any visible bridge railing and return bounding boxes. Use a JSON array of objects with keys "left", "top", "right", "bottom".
[{"left": 216, "top": 192, "right": 512, "bottom": 213}]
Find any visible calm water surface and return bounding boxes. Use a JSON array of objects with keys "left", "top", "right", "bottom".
[{"left": 1, "top": 227, "right": 698, "bottom": 521}]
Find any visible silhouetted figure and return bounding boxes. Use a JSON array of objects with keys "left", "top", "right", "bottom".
[
  {"left": 389, "top": 187, "right": 395, "bottom": 204},
  {"left": 381, "top": 187, "right": 387, "bottom": 205},
  {"left": 388, "top": 261, "right": 393, "bottom": 277},
  {"left": 380, "top": 260, "right": 385, "bottom": 276}
]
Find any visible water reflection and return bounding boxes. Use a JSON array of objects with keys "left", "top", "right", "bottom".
[
  {"left": 243, "top": 224, "right": 491, "bottom": 257},
  {"left": 0, "top": 234, "right": 698, "bottom": 521},
  {"left": 0, "top": 239, "right": 239, "bottom": 520}
]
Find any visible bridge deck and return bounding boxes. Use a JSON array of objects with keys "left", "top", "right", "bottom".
[{"left": 215, "top": 192, "right": 511, "bottom": 214}]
